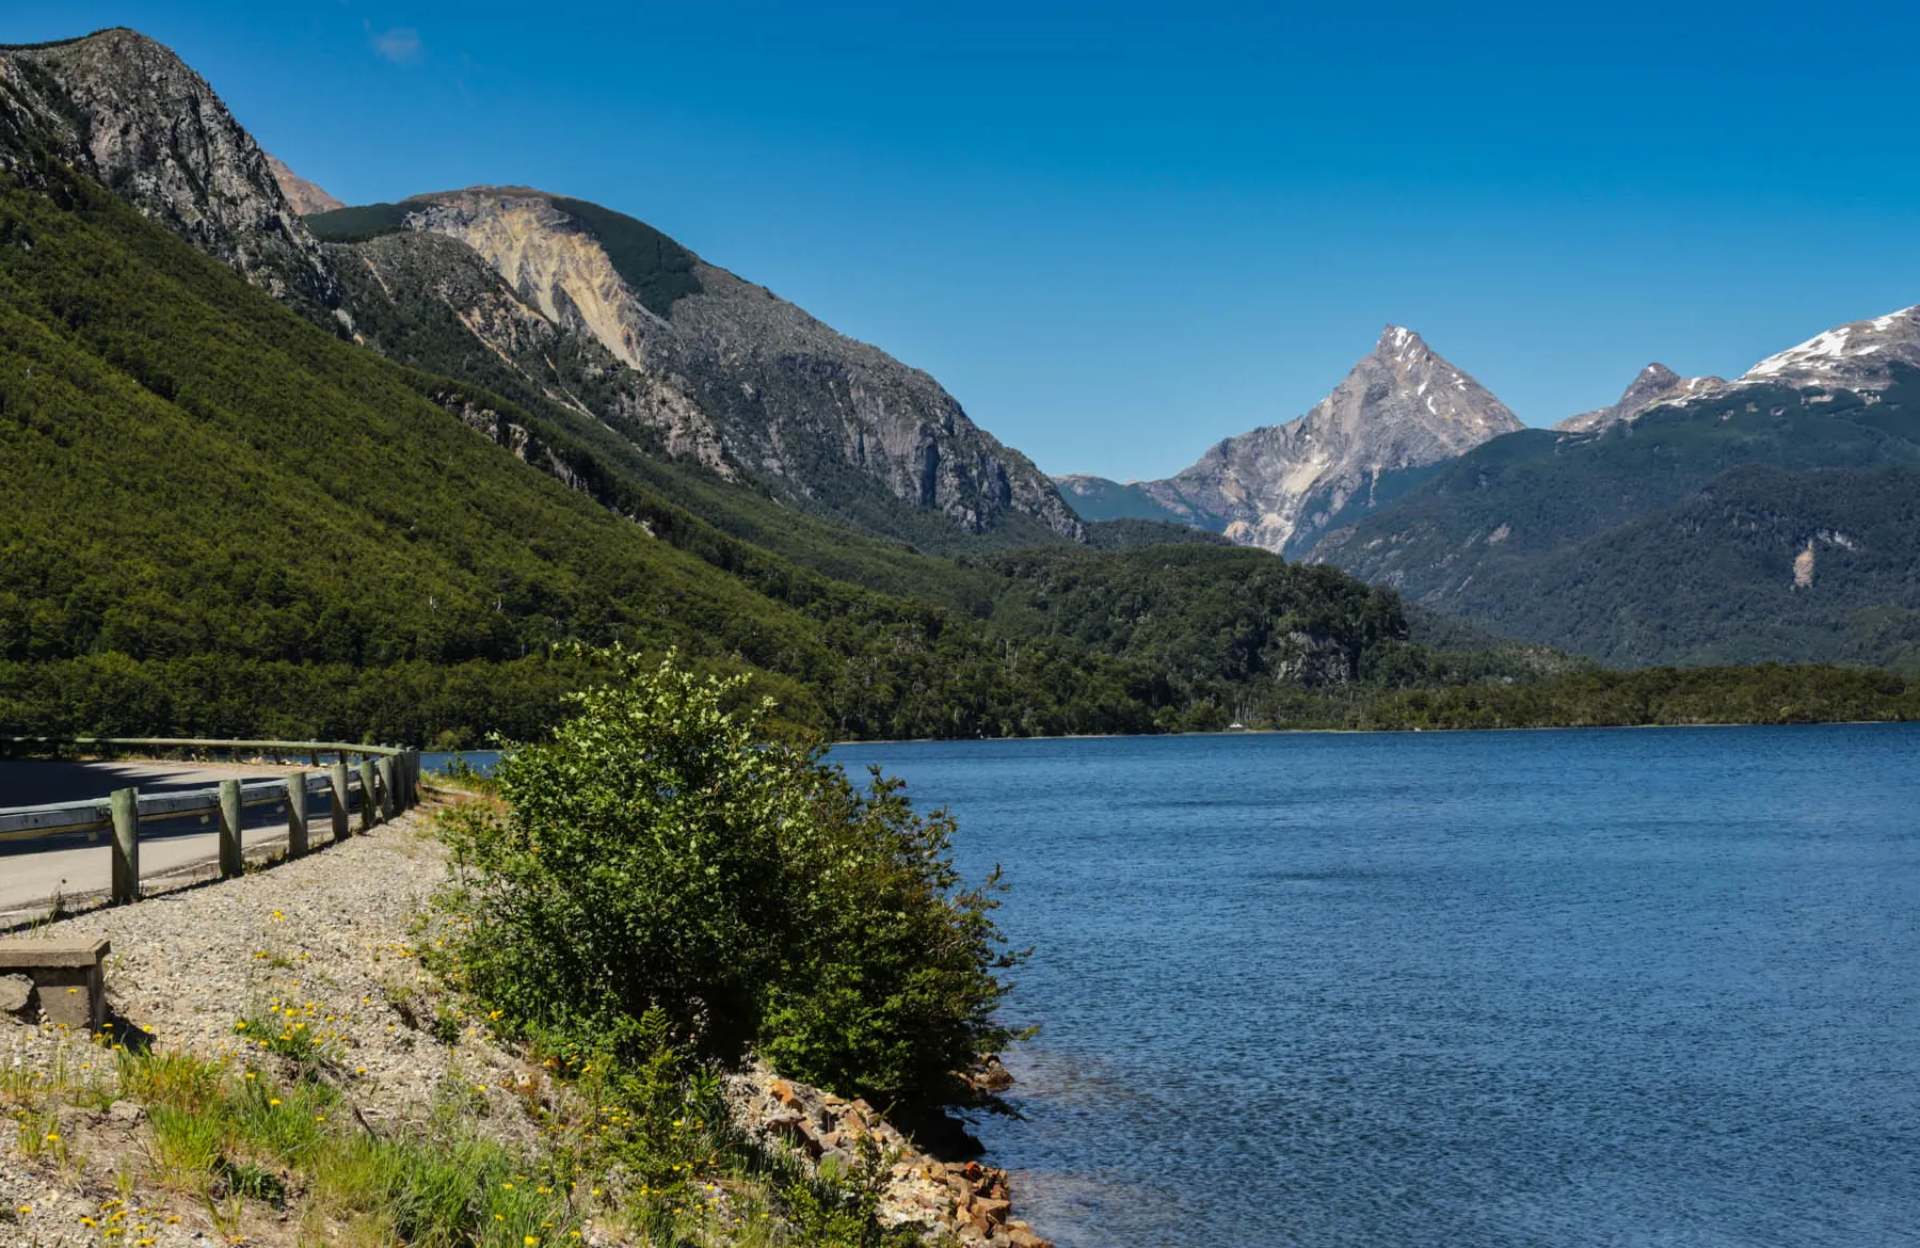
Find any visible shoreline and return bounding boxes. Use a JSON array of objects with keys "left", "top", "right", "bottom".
[{"left": 830, "top": 715, "right": 1916, "bottom": 749}]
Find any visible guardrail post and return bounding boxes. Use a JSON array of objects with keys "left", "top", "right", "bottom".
[
  {"left": 377, "top": 755, "right": 397, "bottom": 820},
  {"left": 110, "top": 787, "right": 139, "bottom": 905},
  {"left": 409, "top": 751, "right": 421, "bottom": 807},
  {"left": 359, "top": 759, "right": 379, "bottom": 831},
  {"left": 218, "top": 779, "right": 244, "bottom": 877},
  {"left": 286, "top": 772, "right": 309, "bottom": 858},
  {"left": 329, "top": 763, "right": 350, "bottom": 842}
]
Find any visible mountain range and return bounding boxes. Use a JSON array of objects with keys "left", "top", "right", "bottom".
[
  {"left": 1055, "top": 301, "right": 1920, "bottom": 671},
  {"left": 3, "top": 25, "right": 1611, "bottom": 744},
  {"left": 3, "top": 22, "right": 1918, "bottom": 744}
]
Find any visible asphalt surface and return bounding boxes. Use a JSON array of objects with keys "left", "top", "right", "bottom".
[{"left": 0, "top": 760, "right": 346, "bottom": 923}]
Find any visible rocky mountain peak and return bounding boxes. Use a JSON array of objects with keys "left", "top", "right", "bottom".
[
  {"left": 1323, "top": 325, "right": 1523, "bottom": 447},
  {"left": 1554, "top": 362, "right": 1726, "bottom": 433},
  {"left": 266, "top": 154, "right": 345, "bottom": 216},
  {"left": 1738, "top": 304, "right": 1920, "bottom": 391},
  {"left": 1072, "top": 327, "right": 1523, "bottom": 554},
  {"left": 1374, "top": 324, "right": 1426, "bottom": 357},
  {"left": 0, "top": 27, "right": 344, "bottom": 321}
]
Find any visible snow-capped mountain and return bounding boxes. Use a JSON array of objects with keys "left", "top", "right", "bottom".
[{"left": 1737, "top": 305, "right": 1920, "bottom": 392}]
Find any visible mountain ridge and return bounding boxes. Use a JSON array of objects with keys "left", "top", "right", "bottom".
[
  {"left": 0, "top": 28, "right": 345, "bottom": 322},
  {"left": 312, "top": 185, "right": 1084, "bottom": 543},
  {"left": 0, "top": 27, "right": 1081, "bottom": 548}
]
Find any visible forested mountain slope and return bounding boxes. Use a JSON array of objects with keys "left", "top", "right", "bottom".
[
  {"left": 1, "top": 27, "right": 1080, "bottom": 549},
  {"left": 0, "top": 163, "right": 1574, "bottom": 741},
  {"left": 1311, "top": 369, "right": 1920, "bottom": 669},
  {"left": 0, "top": 169, "right": 1180, "bottom": 741}
]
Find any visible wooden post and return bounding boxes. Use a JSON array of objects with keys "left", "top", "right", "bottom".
[
  {"left": 286, "top": 772, "right": 309, "bottom": 858},
  {"left": 377, "top": 755, "right": 397, "bottom": 820},
  {"left": 329, "top": 763, "right": 350, "bottom": 842},
  {"left": 110, "top": 787, "right": 140, "bottom": 905},
  {"left": 358, "top": 759, "right": 378, "bottom": 831},
  {"left": 218, "top": 779, "right": 244, "bottom": 878}
]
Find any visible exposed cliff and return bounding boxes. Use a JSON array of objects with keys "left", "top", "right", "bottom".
[
  {"left": 332, "top": 227, "right": 730, "bottom": 472},
  {"left": 0, "top": 28, "right": 344, "bottom": 323},
  {"left": 318, "top": 187, "right": 1082, "bottom": 542}
]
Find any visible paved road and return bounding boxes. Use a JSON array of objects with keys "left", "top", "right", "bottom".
[{"left": 0, "top": 760, "right": 342, "bottom": 923}]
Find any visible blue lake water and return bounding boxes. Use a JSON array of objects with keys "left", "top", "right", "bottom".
[{"left": 831, "top": 726, "right": 1920, "bottom": 1248}]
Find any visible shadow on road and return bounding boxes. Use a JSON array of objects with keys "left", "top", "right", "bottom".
[{"left": 0, "top": 760, "right": 334, "bottom": 857}]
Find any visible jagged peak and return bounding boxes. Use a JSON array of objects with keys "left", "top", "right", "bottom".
[{"left": 1374, "top": 324, "right": 1430, "bottom": 361}]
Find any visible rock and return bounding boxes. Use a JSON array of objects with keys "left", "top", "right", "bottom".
[
  {"left": 107, "top": 1100, "right": 146, "bottom": 1124},
  {"left": 392, "top": 187, "right": 1085, "bottom": 541},
  {"left": 974, "top": 1054, "right": 1015, "bottom": 1093},
  {"left": 0, "top": 973, "right": 33, "bottom": 1019},
  {"left": 973, "top": 1197, "right": 1011, "bottom": 1228}
]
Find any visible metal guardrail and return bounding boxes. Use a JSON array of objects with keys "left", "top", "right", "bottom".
[{"left": 0, "top": 738, "right": 423, "bottom": 905}]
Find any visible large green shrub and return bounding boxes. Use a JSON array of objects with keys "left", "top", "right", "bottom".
[{"left": 444, "top": 652, "right": 1021, "bottom": 1113}]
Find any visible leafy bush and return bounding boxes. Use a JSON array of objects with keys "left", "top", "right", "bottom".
[{"left": 443, "top": 651, "right": 1021, "bottom": 1114}]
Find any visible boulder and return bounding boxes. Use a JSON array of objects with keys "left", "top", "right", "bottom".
[{"left": 0, "top": 973, "right": 33, "bottom": 1020}]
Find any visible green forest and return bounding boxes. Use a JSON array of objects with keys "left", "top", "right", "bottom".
[
  {"left": 3, "top": 164, "right": 1918, "bottom": 746},
  {"left": 1316, "top": 375, "right": 1920, "bottom": 670}
]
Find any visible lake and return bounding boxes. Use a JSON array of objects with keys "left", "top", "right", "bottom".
[{"left": 831, "top": 726, "right": 1920, "bottom": 1248}]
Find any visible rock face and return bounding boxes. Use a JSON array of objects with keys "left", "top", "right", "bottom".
[
  {"left": 0, "top": 29, "right": 1072, "bottom": 543},
  {"left": 0, "top": 28, "right": 344, "bottom": 322},
  {"left": 734, "top": 1064, "right": 1054, "bottom": 1247},
  {"left": 265, "top": 152, "right": 345, "bottom": 215},
  {"left": 334, "top": 228, "right": 731, "bottom": 473},
  {"left": 1736, "top": 304, "right": 1920, "bottom": 392},
  {"left": 1553, "top": 363, "right": 1726, "bottom": 433},
  {"left": 1085, "top": 326, "right": 1522, "bottom": 554},
  {"left": 364, "top": 186, "right": 1082, "bottom": 539}
]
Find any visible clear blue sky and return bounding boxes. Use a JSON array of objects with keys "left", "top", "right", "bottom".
[{"left": 10, "top": 1, "right": 1920, "bottom": 480}]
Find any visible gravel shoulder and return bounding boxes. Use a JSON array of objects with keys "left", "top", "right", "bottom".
[
  {"left": 2, "top": 799, "right": 545, "bottom": 1246},
  {"left": 1, "top": 796, "right": 1050, "bottom": 1248}
]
